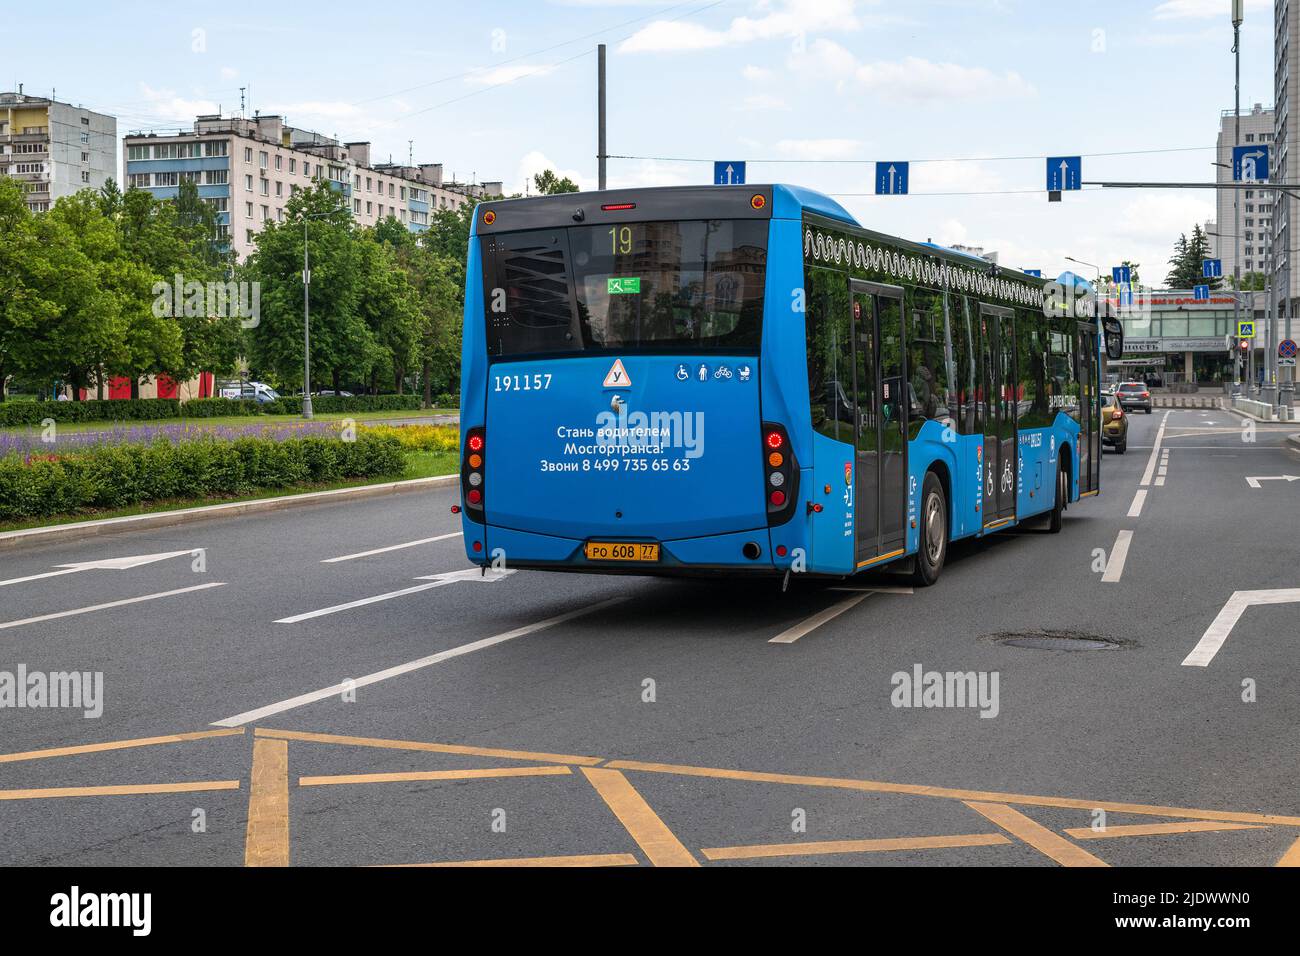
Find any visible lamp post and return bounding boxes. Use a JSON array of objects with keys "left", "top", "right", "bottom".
[
  {"left": 1232, "top": 0, "right": 1245, "bottom": 393},
  {"left": 300, "top": 209, "right": 338, "bottom": 420}
]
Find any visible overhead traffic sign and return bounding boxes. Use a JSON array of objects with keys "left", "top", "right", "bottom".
[
  {"left": 875, "top": 161, "right": 909, "bottom": 195},
  {"left": 1232, "top": 145, "right": 1269, "bottom": 183},
  {"left": 1046, "top": 156, "right": 1081, "bottom": 191},
  {"left": 1111, "top": 265, "right": 1131, "bottom": 285},
  {"left": 713, "top": 161, "right": 745, "bottom": 186},
  {"left": 1237, "top": 320, "right": 1255, "bottom": 338},
  {"left": 1023, "top": 269, "right": 1042, "bottom": 278},
  {"left": 1193, "top": 284, "right": 1210, "bottom": 302},
  {"left": 1203, "top": 258, "right": 1222, "bottom": 278}
]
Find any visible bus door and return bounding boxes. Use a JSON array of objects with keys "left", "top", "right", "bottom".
[
  {"left": 980, "top": 304, "right": 1018, "bottom": 523},
  {"left": 849, "top": 280, "right": 908, "bottom": 566},
  {"left": 1076, "top": 324, "right": 1101, "bottom": 494}
]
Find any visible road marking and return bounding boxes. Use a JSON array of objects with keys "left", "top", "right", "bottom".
[
  {"left": 1155, "top": 476, "right": 1166, "bottom": 487},
  {"left": 581, "top": 767, "right": 699, "bottom": 867},
  {"left": 701, "top": 832, "right": 1010, "bottom": 861},
  {"left": 1127, "top": 490, "right": 1147, "bottom": 518},
  {"left": 1101, "top": 530, "right": 1133, "bottom": 584},
  {"left": 605, "top": 759, "right": 1300, "bottom": 826},
  {"left": 0, "top": 582, "right": 225, "bottom": 632},
  {"left": 1245, "top": 475, "right": 1300, "bottom": 489},
  {"left": 0, "top": 728, "right": 243, "bottom": 765},
  {"left": 300, "top": 766, "right": 571, "bottom": 787},
  {"left": 1182, "top": 588, "right": 1300, "bottom": 667},
  {"left": 214, "top": 596, "right": 628, "bottom": 726},
  {"left": 0, "top": 549, "right": 198, "bottom": 588},
  {"left": 769, "top": 593, "right": 873, "bottom": 644},
  {"left": 964, "top": 801, "right": 1108, "bottom": 867},
  {"left": 321, "top": 532, "right": 462, "bottom": 563},
  {"left": 1065, "top": 821, "right": 1264, "bottom": 840},
  {"left": 275, "top": 567, "right": 513, "bottom": 623},
  {"left": 389, "top": 853, "right": 639, "bottom": 868},
  {"left": 245, "top": 738, "right": 289, "bottom": 867},
  {"left": 253, "top": 727, "right": 603, "bottom": 766},
  {"left": 1140, "top": 411, "right": 1171, "bottom": 486},
  {"left": 0, "top": 780, "right": 239, "bottom": 801},
  {"left": 1279, "top": 834, "right": 1300, "bottom": 866},
  {"left": 1157, "top": 465, "right": 1168, "bottom": 476}
]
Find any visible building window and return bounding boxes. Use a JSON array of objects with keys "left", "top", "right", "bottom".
[
  {"left": 127, "top": 145, "right": 148, "bottom": 160},
  {"left": 80, "top": 131, "right": 89, "bottom": 144},
  {"left": 245, "top": 174, "right": 253, "bottom": 191},
  {"left": 127, "top": 173, "right": 150, "bottom": 188},
  {"left": 205, "top": 140, "right": 228, "bottom": 157},
  {"left": 81, "top": 152, "right": 89, "bottom": 163},
  {"left": 366, "top": 201, "right": 372, "bottom": 215},
  {"left": 261, "top": 205, "right": 269, "bottom": 221},
  {"left": 260, "top": 179, "right": 269, "bottom": 196},
  {"left": 354, "top": 198, "right": 361, "bottom": 213},
  {"left": 204, "top": 169, "right": 228, "bottom": 185},
  {"left": 246, "top": 230, "right": 255, "bottom": 244},
  {"left": 245, "top": 202, "right": 254, "bottom": 218},
  {"left": 245, "top": 147, "right": 253, "bottom": 163},
  {"left": 289, "top": 158, "right": 296, "bottom": 173},
  {"left": 154, "top": 171, "right": 179, "bottom": 186},
  {"left": 304, "top": 162, "right": 311, "bottom": 176},
  {"left": 259, "top": 151, "right": 268, "bottom": 169},
  {"left": 275, "top": 155, "right": 282, "bottom": 171}
]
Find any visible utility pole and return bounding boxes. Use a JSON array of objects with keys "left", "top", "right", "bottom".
[
  {"left": 1232, "top": 0, "right": 1244, "bottom": 395},
  {"left": 597, "top": 43, "right": 607, "bottom": 191},
  {"left": 302, "top": 216, "right": 313, "bottom": 420}
]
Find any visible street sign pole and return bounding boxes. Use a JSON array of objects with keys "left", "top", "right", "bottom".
[{"left": 1233, "top": 8, "right": 1242, "bottom": 395}]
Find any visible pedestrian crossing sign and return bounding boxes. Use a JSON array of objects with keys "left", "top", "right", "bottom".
[{"left": 1237, "top": 320, "right": 1255, "bottom": 339}]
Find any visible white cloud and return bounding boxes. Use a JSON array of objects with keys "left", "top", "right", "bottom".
[
  {"left": 621, "top": 0, "right": 866, "bottom": 53},
  {"left": 138, "top": 84, "right": 220, "bottom": 122},
  {"left": 914, "top": 160, "right": 1004, "bottom": 194},
  {"left": 739, "top": 94, "right": 790, "bottom": 111},
  {"left": 511, "top": 150, "right": 595, "bottom": 196},
  {"left": 1152, "top": 0, "right": 1266, "bottom": 20},
  {"left": 793, "top": 40, "right": 1035, "bottom": 100},
  {"left": 465, "top": 64, "right": 556, "bottom": 86},
  {"left": 219, "top": 66, "right": 239, "bottom": 81},
  {"left": 742, "top": 64, "right": 774, "bottom": 82}
]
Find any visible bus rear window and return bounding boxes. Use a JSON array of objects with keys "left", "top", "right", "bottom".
[{"left": 482, "top": 219, "right": 767, "bottom": 358}]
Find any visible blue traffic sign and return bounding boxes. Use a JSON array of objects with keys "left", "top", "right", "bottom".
[
  {"left": 1232, "top": 145, "right": 1269, "bottom": 183},
  {"left": 1111, "top": 265, "right": 1131, "bottom": 285},
  {"left": 875, "top": 161, "right": 909, "bottom": 195},
  {"left": 1203, "top": 258, "right": 1223, "bottom": 278},
  {"left": 1119, "top": 286, "right": 1134, "bottom": 308},
  {"left": 713, "top": 161, "right": 745, "bottom": 186},
  {"left": 1046, "top": 156, "right": 1082, "bottom": 191},
  {"left": 1023, "top": 269, "right": 1042, "bottom": 278},
  {"left": 1279, "top": 338, "right": 1297, "bottom": 358},
  {"left": 1193, "top": 284, "right": 1210, "bottom": 302}
]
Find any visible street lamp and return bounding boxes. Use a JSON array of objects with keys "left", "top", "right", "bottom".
[
  {"left": 1231, "top": 0, "right": 1244, "bottom": 392},
  {"left": 300, "top": 209, "right": 339, "bottom": 420}
]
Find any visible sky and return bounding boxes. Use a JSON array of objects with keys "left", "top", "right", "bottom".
[{"left": 7, "top": 0, "right": 1279, "bottom": 282}]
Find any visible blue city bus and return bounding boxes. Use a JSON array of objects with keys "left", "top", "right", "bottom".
[{"left": 458, "top": 184, "right": 1122, "bottom": 584}]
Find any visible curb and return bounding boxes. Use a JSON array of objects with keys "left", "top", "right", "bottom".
[
  {"left": 1288, "top": 433, "right": 1300, "bottom": 451},
  {"left": 0, "top": 474, "right": 458, "bottom": 552}
]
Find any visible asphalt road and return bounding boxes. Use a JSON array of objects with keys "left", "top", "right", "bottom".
[{"left": 2, "top": 407, "right": 1299, "bottom": 868}]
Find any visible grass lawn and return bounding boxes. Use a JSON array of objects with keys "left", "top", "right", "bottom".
[
  {"left": 0, "top": 449, "right": 459, "bottom": 534},
  {"left": 0, "top": 406, "right": 457, "bottom": 437}
]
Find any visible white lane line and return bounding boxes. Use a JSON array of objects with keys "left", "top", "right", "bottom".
[
  {"left": 769, "top": 593, "right": 873, "bottom": 644},
  {"left": 275, "top": 581, "right": 452, "bottom": 623},
  {"left": 321, "top": 532, "right": 462, "bottom": 563},
  {"left": 1157, "top": 465, "right": 1168, "bottom": 476},
  {"left": 1127, "top": 490, "right": 1147, "bottom": 518},
  {"left": 1155, "top": 476, "right": 1166, "bottom": 487},
  {"left": 214, "top": 596, "right": 628, "bottom": 726},
  {"left": 0, "top": 583, "right": 225, "bottom": 632},
  {"left": 0, "top": 567, "right": 85, "bottom": 588},
  {"left": 1183, "top": 589, "right": 1300, "bottom": 667},
  {"left": 1140, "top": 412, "right": 1171, "bottom": 487},
  {"left": 1101, "top": 530, "right": 1134, "bottom": 584}
]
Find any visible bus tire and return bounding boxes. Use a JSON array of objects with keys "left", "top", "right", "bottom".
[
  {"left": 911, "top": 471, "right": 947, "bottom": 587},
  {"left": 1048, "top": 461, "right": 1068, "bottom": 534}
]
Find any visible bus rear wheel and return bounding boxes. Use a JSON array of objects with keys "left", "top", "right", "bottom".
[{"left": 911, "top": 472, "right": 947, "bottom": 587}]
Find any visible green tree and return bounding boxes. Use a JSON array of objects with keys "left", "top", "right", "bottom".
[
  {"left": 0, "top": 179, "right": 62, "bottom": 401},
  {"left": 533, "top": 169, "right": 579, "bottom": 195},
  {"left": 1166, "top": 225, "right": 1220, "bottom": 289}
]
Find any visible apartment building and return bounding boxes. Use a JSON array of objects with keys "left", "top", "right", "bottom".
[
  {"left": 0, "top": 88, "right": 116, "bottom": 213},
  {"left": 123, "top": 113, "right": 502, "bottom": 260}
]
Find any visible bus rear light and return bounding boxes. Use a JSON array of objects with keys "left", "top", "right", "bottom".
[
  {"left": 769, "top": 472, "right": 785, "bottom": 487},
  {"left": 472, "top": 540, "right": 483, "bottom": 553},
  {"left": 468, "top": 472, "right": 483, "bottom": 487},
  {"left": 770, "top": 490, "right": 786, "bottom": 507},
  {"left": 601, "top": 202, "right": 636, "bottom": 211},
  {"left": 467, "top": 489, "right": 482, "bottom": 505},
  {"left": 462, "top": 427, "right": 487, "bottom": 519},
  {"left": 776, "top": 545, "right": 788, "bottom": 557},
  {"left": 765, "top": 431, "right": 784, "bottom": 449},
  {"left": 450, "top": 505, "right": 461, "bottom": 514},
  {"left": 468, "top": 434, "right": 485, "bottom": 453},
  {"left": 768, "top": 451, "right": 784, "bottom": 468},
  {"left": 762, "top": 422, "right": 798, "bottom": 527}
]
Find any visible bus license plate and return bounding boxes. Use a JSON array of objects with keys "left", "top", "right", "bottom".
[{"left": 584, "top": 542, "right": 660, "bottom": 562}]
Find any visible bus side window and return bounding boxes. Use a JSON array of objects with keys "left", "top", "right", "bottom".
[
  {"left": 950, "top": 294, "right": 978, "bottom": 436},
  {"left": 805, "top": 267, "right": 854, "bottom": 443},
  {"left": 907, "top": 288, "right": 949, "bottom": 440}
]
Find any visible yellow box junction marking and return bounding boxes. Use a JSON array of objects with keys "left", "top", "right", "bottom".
[
  {"left": 581, "top": 767, "right": 699, "bottom": 867},
  {"left": 245, "top": 738, "right": 290, "bottom": 867},
  {"left": 965, "top": 802, "right": 1108, "bottom": 867},
  {"left": 300, "top": 766, "right": 572, "bottom": 787}
]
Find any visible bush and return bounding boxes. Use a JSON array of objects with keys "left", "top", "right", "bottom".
[
  {"left": 0, "top": 398, "right": 180, "bottom": 427},
  {"left": 0, "top": 432, "right": 405, "bottom": 521},
  {"left": 434, "top": 392, "right": 458, "bottom": 409},
  {"left": 358, "top": 423, "right": 458, "bottom": 453},
  {"left": 179, "top": 397, "right": 264, "bottom": 418},
  {"left": 265, "top": 394, "right": 423, "bottom": 416}
]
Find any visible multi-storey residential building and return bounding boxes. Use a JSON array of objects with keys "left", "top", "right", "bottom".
[
  {"left": 1212, "top": 104, "right": 1275, "bottom": 280},
  {"left": 0, "top": 88, "right": 116, "bottom": 213},
  {"left": 123, "top": 113, "right": 502, "bottom": 260},
  {"left": 1276, "top": 0, "right": 1299, "bottom": 333}
]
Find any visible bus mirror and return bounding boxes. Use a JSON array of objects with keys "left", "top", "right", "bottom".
[{"left": 1102, "top": 317, "right": 1124, "bottom": 361}]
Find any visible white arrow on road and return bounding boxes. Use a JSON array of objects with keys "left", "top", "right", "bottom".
[
  {"left": 1183, "top": 588, "right": 1300, "bottom": 666},
  {"left": 0, "top": 550, "right": 198, "bottom": 588},
  {"left": 1245, "top": 475, "right": 1300, "bottom": 489},
  {"left": 275, "top": 567, "right": 515, "bottom": 624}
]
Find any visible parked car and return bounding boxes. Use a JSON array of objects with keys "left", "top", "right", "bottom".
[
  {"left": 1101, "top": 392, "right": 1128, "bottom": 454},
  {"left": 1115, "top": 381, "right": 1152, "bottom": 414},
  {"left": 218, "top": 381, "right": 281, "bottom": 404}
]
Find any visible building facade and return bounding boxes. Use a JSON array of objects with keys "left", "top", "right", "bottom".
[
  {"left": 1110, "top": 289, "right": 1269, "bottom": 386},
  {"left": 1275, "top": 0, "right": 1300, "bottom": 345},
  {"left": 0, "top": 89, "right": 116, "bottom": 213},
  {"left": 123, "top": 113, "right": 501, "bottom": 260},
  {"left": 1211, "top": 104, "right": 1275, "bottom": 279}
]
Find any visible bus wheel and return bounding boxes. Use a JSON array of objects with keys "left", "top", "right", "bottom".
[
  {"left": 912, "top": 472, "right": 947, "bottom": 587},
  {"left": 1048, "top": 462, "right": 1068, "bottom": 534}
]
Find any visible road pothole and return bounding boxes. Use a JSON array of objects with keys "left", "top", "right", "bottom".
[{"left": 981, "top": 630, "right": 1133, "bottom": 651}]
